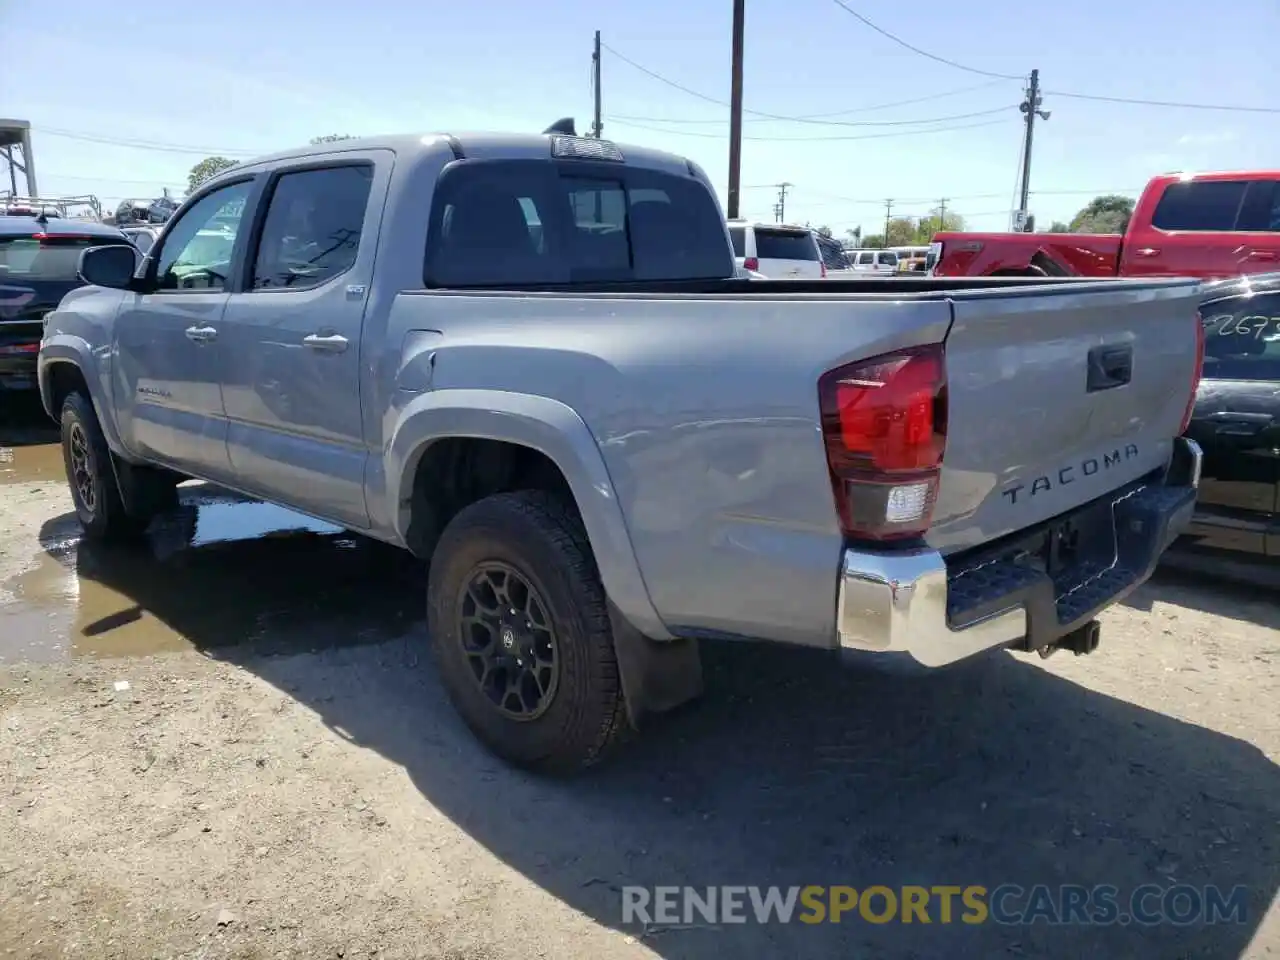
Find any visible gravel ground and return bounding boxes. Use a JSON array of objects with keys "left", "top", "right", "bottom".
[{"left": 1, "top": 421, "right": 1278, "bottom": 959}]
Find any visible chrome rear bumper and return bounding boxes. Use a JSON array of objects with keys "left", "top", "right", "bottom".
[{"left": 836, "top": 438, "right": 1202, "bottom": 667}]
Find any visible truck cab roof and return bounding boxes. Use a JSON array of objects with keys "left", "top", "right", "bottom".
[{"left": 223, "top": 131, "right": 701, "bottom": 176}]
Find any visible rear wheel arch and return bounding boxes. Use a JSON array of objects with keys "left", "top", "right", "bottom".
[{"left": 386, "top": 393, "right": 671, "bottom": 642}]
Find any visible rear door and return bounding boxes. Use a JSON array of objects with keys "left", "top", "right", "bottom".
[
  {"left": 1182, "top": 285, "right": 1280, "bottom": 556},
  {"left": 930, "top": 279, "right": 1204, "bottom": 553},
  {"left": 1124, "top": 178, "right": 1251, "bottom": 278},
  {"left": 753, "top": 228, "right": 823, "bottom": 279},
  {"left": 218, "top": 157, "right": 385, "bottom": 529}
]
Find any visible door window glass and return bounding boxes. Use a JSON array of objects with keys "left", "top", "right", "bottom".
[
  {"left": 251, "top": 165, "right": 373, "bottom": 290},
  {"left": 1151, "top": 180, "right": 1247, "bottom": 231},
  {"left": 154, "top": 181, "right": 253, "bottom": 291}
]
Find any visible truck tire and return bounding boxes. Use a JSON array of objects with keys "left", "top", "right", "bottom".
[
  {"left": 59, "top": 392, "right": 148, "bottom": 542},
  {"left": 427, "top": 490, "right": 627, "bottom": 774}
]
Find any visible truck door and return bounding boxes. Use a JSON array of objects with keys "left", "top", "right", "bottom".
[
  {"left": 1182, "top": 286, "right": 1280, "bottom": 556},
  {"left": 112, "top": 178, "right": 255, "bottom": 479},
  {"left": 217, "top": 156, "right": 388, "bottom": 529},
  {"left": 1233, "top": 179, "right": 1280, "bottom": 274},
  {"left": 1123, "top": 178, "right": 1250, "bottom": 279}
]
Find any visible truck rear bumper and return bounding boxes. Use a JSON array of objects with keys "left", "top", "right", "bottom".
[{"left": 837, "top": 437, "right": 1202, "bottom": 666}]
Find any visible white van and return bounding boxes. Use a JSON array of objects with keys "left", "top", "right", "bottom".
[
  {"left": 727, "top": 221, "right": 826, "bottom": 279},
  {"left": 848, "top": 249, "right": 899, "bottom": 275}
]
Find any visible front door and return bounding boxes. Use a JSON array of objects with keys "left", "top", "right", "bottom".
[
  {"left": 1183, "top": 288, "right": 1280, "bottom": 556},
  {"left": 219, "top": 158, "right": 384, "bottom": 529},
  {"left": 112, "top": 178, "right": 257, "bottom": 479}
]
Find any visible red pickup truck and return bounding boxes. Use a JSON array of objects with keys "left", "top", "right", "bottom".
[{"left": 932, "top": 170, "right": 1280, "bottom": 280}]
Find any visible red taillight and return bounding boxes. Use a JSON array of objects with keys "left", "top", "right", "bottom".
[
  {"left": 820, "top": 262, "right": 827, "bottom": 278},
  {"left": 818, "top": 344, "right": 947, "bottom": 541},
  {"left": 1179, "top": 309, "right": 1206, "bottom": 434},
  {"left": 744, "top": 257, "right": 759, "bottom": 272}
]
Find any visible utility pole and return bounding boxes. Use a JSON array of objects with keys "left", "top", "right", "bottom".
[
  {"left": 773, "top": 182, "right": 791, "bottom": 223},
  {"left": 726, "top": 0, "right": 745, "bottom": 219},
  {"left": 937, "top": 197, "right": 948, "bottom": 225},
  {"left": 1016, "top": 69, "right": 1049, "bottom": 231},
  {"left": 883, "top": 199, "right": 894, "bottom": 246},
  {"left": 591, "top": 31, "right": 603, "bottom": 139}
]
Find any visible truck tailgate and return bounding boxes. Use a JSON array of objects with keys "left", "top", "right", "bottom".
[{"left": 930, "top": 278, "right": 1203, "bottom": 554}]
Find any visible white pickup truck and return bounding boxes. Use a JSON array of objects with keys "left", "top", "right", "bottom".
[{"left": 39, "top": 128, "right": 1204, "bottom": 772}]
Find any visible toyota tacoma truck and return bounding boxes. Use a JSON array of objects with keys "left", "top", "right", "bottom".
[
  {"left": 39, "top": 129, "right": 1204, "bottom": 773},
  {"left": 932, "top": 170, "right": 1280, "bottom": 280}
]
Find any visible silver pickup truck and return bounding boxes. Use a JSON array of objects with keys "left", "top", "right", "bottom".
[{"left": 38, "top": 130, "right": 1205, "bottom": 773}]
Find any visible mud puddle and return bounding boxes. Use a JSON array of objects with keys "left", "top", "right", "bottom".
[
  {"left": 0, "top": 441, "right": 62, "bottom": 485},
  {"left": 0, "top": 484, "right": 425, "bottom": 664}
]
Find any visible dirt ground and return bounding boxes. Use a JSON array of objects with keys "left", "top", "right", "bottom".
[{"left": 1, "top": 401, "right": 1278, "bottom": 959}]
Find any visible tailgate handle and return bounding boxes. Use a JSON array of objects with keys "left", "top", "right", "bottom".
[
  {"left": 1086, "top": 344, "right": 1133, "bottom": 392},
  {"left": 1246, "top": 250, "right": 1278, "bottom": 261}
]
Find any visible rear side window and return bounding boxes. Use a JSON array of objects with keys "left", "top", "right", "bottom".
[
  {"left": 856, "top": 252, "right": 873, "bottom": 265},
  {"left": 1151, "top": 180, "right": 1248, "bottom": 231},
  {"left": 1201, "top": 291, "right": 1280, "bottom": 381},
  {"left": 753, "top": 229, "right": 818, "bottom": 261},
  {"left": 728, "top": 226, "right": 746, "bottom": 257},
  {"left": 424, "top": 159, "right": 733, "bottom": 286},
  {"left": 1235, "top": 180, "right": 1280, "bottom": 232},
  {"left": 0, "top": 234, "right": 130, "bottom": 282},
  {"left": 878, "top": 251, "right": 898, "bottom": 266},
  {"left": 251, "top": 165, "right": 373, "bottom": 290}
]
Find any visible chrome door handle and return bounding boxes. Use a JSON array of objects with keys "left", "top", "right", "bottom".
[
  {"left": 184, "top": 325, "right": 217, "bottom": 343},
  {"left": 302, "top": 332, "right": 349, "bottom": 353},
  {"left": 1135, "top": 247, "right": 1161, "bottom": 257}
]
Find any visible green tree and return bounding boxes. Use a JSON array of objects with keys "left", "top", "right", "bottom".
[
  {"left": 884, "top": 217, "right": 918, "bottom": 247},
  {"left": 913, "top": 210, "right": 965, "bottom": 243},
  {"left": 187, "top": 156, "right": 237, "bottom": 193},
  {"left": 1048, "top": 220, "right": 1070, "bottom": 233},
  {"left": 844, "top": 226, "right": 862, "bottom": 245},
  {"left": 861, "top": 233, "right": 885, "bottom": 249},
  {"left": 815, "top": 224, "right": 834, "bottom": 238},
  {"left": 1070, "top": 195, "right": 1135, "bottom": 234},
  {"left": 310, "top": 134, "right": 354, "bottom": 144}
]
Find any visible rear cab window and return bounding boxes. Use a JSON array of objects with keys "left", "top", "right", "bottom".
[
  {"left": 0, "top": 230, "right": 131, "bottom": 281},
  {"left": 424, "top": 158, "right": 733, "bottom": 286},
  {"left": 1201, "top": 291, "right": 1280, "bottom": 381},
  {"left": 752, "top": 229, "right": 819, "bottom": 261}
]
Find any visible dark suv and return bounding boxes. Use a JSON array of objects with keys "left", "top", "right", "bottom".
[
  {"left": 1180, "top": 272, "right": 1280, "bottom": 557},
  {"left": 0, "top": 215, "right": 132, "bottom": 392}
]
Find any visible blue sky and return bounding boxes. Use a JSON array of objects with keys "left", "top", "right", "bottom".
[{"left": 3, "top": 0, "right": 1276, "bottom": 235}]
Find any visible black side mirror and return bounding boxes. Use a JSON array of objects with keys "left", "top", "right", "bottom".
[{"left": 79, "top": 244, "right": 141, "bottom": 290}]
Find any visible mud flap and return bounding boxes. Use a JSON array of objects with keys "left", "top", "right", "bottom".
[
  {"left": 112, "top": 457, "right": 178, "bottom": 520},
  {"left": 607, "top": 602, "right": 703, "bottom": 728}
]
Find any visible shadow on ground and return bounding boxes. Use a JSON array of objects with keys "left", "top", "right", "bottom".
[
  {"left": 0, "top": 391, "right": 57, "bottom": 447},
  {"left": 29, "top": 491, "right": 1280, "bottom": 959},
  {"left": 1121, "top": 549, "right": 1280, "bottom": 630}
]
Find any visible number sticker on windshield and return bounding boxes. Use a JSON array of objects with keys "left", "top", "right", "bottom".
[{"left": 1203, "top": 313, "right": 1280, "bottom": 340}]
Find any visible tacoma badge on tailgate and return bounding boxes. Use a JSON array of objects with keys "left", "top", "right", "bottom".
[{"left": 1002, "top": 443, "right": 1140, "bottom": 504}]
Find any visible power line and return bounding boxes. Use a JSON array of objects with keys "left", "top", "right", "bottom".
[
  {"left": 607, "top": 116, "right": 1013, "bottom": 142},
  {"left": 601, "top": 41, "right": 1016, "bottom": 126},
  {"left": 826, "top": 0, "right": 1023, "bottom": 80},
  {"left": 1043, "top": 89, "right": 1280, "bottom": 113},
  {"left": 36, "top": 127, "right": 258, "bottom": 157},
  {"left": 826, "top": 4, "right": 1280, "bottom": 114},
  {"left": 611, "top": 82, "right": 1017, "bottom": 125},
  {"left": 611, "top": 104, "right": 1017, "bottom": 129}
]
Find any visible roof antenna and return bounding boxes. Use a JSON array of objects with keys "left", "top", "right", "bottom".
[{"left": 542, "top": 117, "right": 576, "bottom": 136}]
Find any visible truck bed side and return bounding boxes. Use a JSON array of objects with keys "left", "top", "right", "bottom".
[{"left": 380, "top": 278, "right": 1202, "bottom": 648}]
